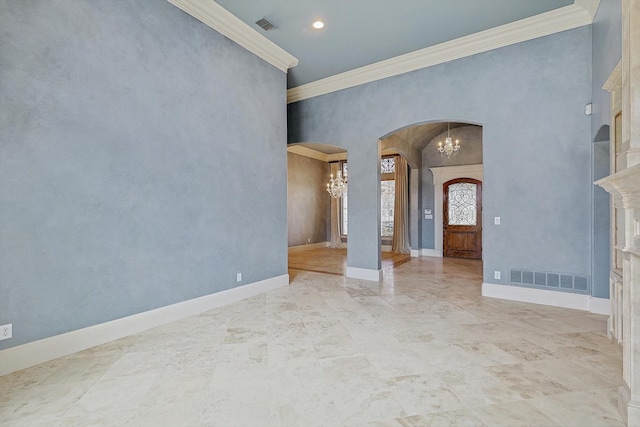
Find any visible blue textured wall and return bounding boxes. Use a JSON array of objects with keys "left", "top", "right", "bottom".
[
  {"left": 591, "top": 0, "right": 622, "bottom": 137},
  {"left": 0, "top": 0, "right": 287, "bottom": 349},
  {"left": 590, "top": 0, "right": 622, "bottom": 298},
  {"left": 289, "top": 27, "right": 593, "bottom": 285}
]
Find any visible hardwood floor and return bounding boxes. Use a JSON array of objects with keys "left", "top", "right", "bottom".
[{"left": 288, "top": 247, "right": 412, "bottom": 276}]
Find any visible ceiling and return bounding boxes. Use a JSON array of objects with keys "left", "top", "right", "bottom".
[
  {"left": 293, "top": 142, "right": 346, "bottom": 155},
  {"left": 214, "top": 0, "right": 574, "bottom": 89},
  {"left": 391, "top": 122, "right": 472, "bottom": 151},
  {"left": 288, "top": 122, "right": 475, "bottom": 159}
]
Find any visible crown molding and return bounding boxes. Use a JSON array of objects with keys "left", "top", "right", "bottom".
[
  {"left": 286, "top": 145, "right": 395, "bottom": 162},
  {"left": 327, "top": 152, "right": 348, "bottom": 162},
  {"left": 575, "top": 0, "right": 601, "bottom": 20},
  {"left": 167, "top": 0, "right": 298, "bottom": 72},
  {"left": 327, "top": 148, "right": 394, "bottom": 162},
  {"left": 287, "top": 4, "right": 592, "bottom": 103},
  {"left": 287, "top": 145, "right": 329, "bottom": 162},
  {"left": 603, "top": 60, "right": 622, "bottom": 92},
  {"left": 287, "top": 145, "right": 397, "bottom": 163}
]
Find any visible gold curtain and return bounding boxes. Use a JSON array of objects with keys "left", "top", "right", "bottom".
[
  {"left": 329, "top": 162, "right": 346, "bottom": 249},
  {"left": 391, "top": 156, "right": 410, "bottom": 254}
]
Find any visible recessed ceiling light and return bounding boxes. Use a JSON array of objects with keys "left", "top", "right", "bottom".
[{"left": 312, "top": 20, "right": 325, "bottom": 30}]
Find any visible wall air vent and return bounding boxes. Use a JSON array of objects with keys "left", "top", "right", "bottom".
[
  {"left": 509, "top": 268, "right": 590, "bottom": 294},
  {"left": 256, "top": 17, "right": 277, "bottom": 31}
]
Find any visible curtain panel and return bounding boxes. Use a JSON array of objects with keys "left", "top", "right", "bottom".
[
  {"left": 329, "top": 162, "right": 346, "bottom": 249},
  {"left": 391, "top": 156, "right": 410, "bottom": 253}
]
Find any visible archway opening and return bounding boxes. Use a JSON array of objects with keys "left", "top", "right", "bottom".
[
  {"left": 286, "top": 143, "right": 349, "bottom": 276},
  {"left": 379, "top": 120, "right": 483, "bottom": 267}
]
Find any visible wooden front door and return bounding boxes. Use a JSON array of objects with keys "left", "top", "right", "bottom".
[{"left": 443, "top": 178, "right": 482, "bottom": 259}]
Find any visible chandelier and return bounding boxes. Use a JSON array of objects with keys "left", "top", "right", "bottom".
[
  {"left": 437, "top": 123, "right": 461, "bottom": 158},
  {"left": 326, "top": 163, "right": 347, "bottom": 198}
]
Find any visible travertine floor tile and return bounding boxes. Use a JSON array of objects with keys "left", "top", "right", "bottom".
[
  {"left": 528, "top": 390, "right": 625, "bottom": 427},
  {"left": 473, "top": 400, "right": 561, "bottom": 427},
  {"left": 0, "top": 255, "right": 623, "bottom": 426}
]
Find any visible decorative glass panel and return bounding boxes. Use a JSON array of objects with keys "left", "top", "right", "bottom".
[
  {"left": 381, "top": 157, "right": 395, "bottom": 174},
  {"left": 381, "top": 180, "right": 395, "bottom": 236},
  {"left": 448, "top": 183, "right": 476, "bottom": 225}
]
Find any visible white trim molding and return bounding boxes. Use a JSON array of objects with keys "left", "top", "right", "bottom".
[
  {"left": 410, "top": 249, "right": 420, "bottom": 258},
  {"left": 482, "top": 282, "right": 610, "bottom": 314},
  {"left": 575, "top": 0, "right": 601, "bottom": 20},
  {"left": 287, "top": 144, "right": 396, "bottom": 163},
  {"left": 287, "top": 145, "right": 330, "bottom": 162},
  {"left": 288, "top": 241, "right": 330, "bottom": 253},
  {"left": 286, "top": 144, "right": 349, "bottom": 163},
  {"left": 166, "top": 0, "right": 596, "bottom": 102},
  {"left": 590, "top": 297, "right": 611, "bottom": 315},
  {"left": 603, "top": 60, "right": 622, "bottom": 91},
  {"left": 0, "top": 274, "right": 289, "bottom": 377},
  {"left": 595, "top": 164, "right": 640, "bottom": 214},
  {"left": 166, "top": 0, "right": 298, "bottom": 72},
  {"left": 287, "top": 4, "right": 592, "bottom": 103},
  {"left": 421, "top": 249, "right": 443, "bottom": 258},
  {"left": 346, "top": 266, "right": 383, "bottom": 282}
]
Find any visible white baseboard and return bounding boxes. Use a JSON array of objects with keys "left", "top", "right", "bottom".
[
  {"left": 381, "top": 244, "right": 393, "bottom": 252},
  {"left": 0, "top": 274, "right": 289, "bottom": 377},
  {"left": 288, "top": 241, "right": 330, "bottom": 253},
  {"left": 482, "top": 282, "right": 610, "bottom": 314},
  {"left": 421, "top": 249, "right": 443, "bottom": 257},
  {"left": 410, "top": 249, "right": 420, "bottom": 258},
  {"left": 589, "top": 297, "right": 611, "bottom": 315},
  {"left": 626, "top": 397, "right": 640, "bottom": 426},
  {"left": 346, "top": 267, "right": 383, "bottom": 282}
]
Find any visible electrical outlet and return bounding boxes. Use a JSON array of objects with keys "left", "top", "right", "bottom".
[
  {"left": 0, "top": 324, "right": 12, "bottom": 341},
  {"left": 494, "top": 271, "right": 501, "bottom": 280},
  {"left": 236, "top": 273, "right": 242, "bottom": 282}
]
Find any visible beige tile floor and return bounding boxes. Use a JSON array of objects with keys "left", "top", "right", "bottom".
[{"left": 0, "top": 256, "right": 625, "bottom": 426}]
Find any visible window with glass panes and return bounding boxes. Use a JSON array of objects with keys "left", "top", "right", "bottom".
[{"left": 341, "top": 157, "right": 396, "bottom": 237}]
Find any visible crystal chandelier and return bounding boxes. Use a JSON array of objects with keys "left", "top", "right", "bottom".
[
  {"left": 326, "top": 163, "right": 347, "bottom": 198},
  {"left": 437, "top": 123, "right": 461, "bottom": 158}
]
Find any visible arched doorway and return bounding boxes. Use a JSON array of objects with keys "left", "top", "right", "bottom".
[{"left": 380, "top": 121, "right": 483, "bottom": 259}]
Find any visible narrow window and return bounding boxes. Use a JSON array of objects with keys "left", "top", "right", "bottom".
[{"left": 341, "top": 157, "right": 396, "bottom": 237}]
